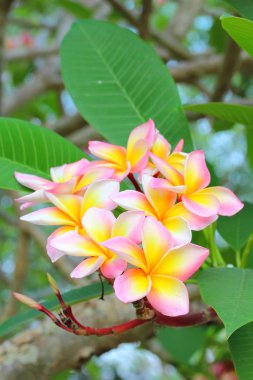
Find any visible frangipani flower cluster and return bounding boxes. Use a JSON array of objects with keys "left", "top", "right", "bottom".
[{"left": 16, "top": 119, "right": 243, "bottom": 317}]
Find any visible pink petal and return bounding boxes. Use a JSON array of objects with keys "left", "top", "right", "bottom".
[
  {"left": 128, "top": 139, "right": 150, "bottom": 173},
  {"left": 74, "top": 167, "right": 114, "bottom": 192},
  {"left": 142, "top": 175, "right": 177, "bottom": 220},
  {"left": 112, "top": 190, "right": 156, "bottom": 216},
  {"left": 150, "top": 153, "right": 184, "bottom": 186},
  {"left": 47, "top": 227, "right": 74, "bottom": 262},
  {"left": 142, "top": 216, "right": 174, "bottom": 272},
  {"left": 162, "top": 216, "right": 192, "bottom": 246},
  {"left": 151, "top": 177, "right": 186, "bottom": 193},
  {"left": 151, "top": 133, "right": 171, "bottom": 159},
  {"left": 71, "top": 256, "right": 105, "bottom": 278},
  {"left": 148, "top": 275, "right": 189, "bottom": 316},
  {"left": 199, "top": 187, "right": 244, "bottom": 216},
  {"left": 20, "top": 207, "right": 76, "bottom": 226},
  {"left": 102, "top": 236, "right": 146, "bottom": 271},
  {"left": 182, "top": 193, "right": 220, "bottom": 217},
  {"left": 114, "top": 268, "right": 151, "bottom": 303},
  {"left": 81, "top": 180, "right": 120, "bottom": 214},
  {"left": 16, "top": 189, "right": 47, "bottom": 209},
  {"left": 82, "top": 207, "right": 115, "bottom": 243},
  {"left": 166, "top": 152, "right": 187, "bottom": 175},
  {"left": 127, "top": 119, "right": 156, "bottom": 152},
  {"left": 152, "top": 243, "right": 209, "bottom": 281},
  {"left": 45, "top": 193, "right": 82, "bottom": 225},
  {"left": 173, "top": 139, "right": 184, "bottom": 153},
  {"left": 100, "top": 257, "right": 127, "bottom": 279},
  {"left": 185, "top": 150, "right": 210, "bottom": 194},
  {"left": 15, "top": 172, "right": 53, "bottom": 191},
  {"left": 112, "top": 211, "right": 145, "bottom": 244},
  {"left": 50, "top": 159, "right": 89, "bottom": 182},
  {"left": 166, "top": 202, "right": 218, "bottom": 231},
  {"left": 50, "top": 230, "right": 103, "bottom": 257},
  {"left": 88, "top": 141, "right": 126, "bottom": 166}
]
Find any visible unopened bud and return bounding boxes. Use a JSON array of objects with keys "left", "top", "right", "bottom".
[
  {"left": 47, "top": 273, "right": 59, "bottom": 294},
  {"left": 13, "top": 292, "right": 39, "bottom": 309}
]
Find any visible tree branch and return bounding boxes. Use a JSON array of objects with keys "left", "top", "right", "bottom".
[{"left": 139, "top": 0, "right": 152, "bottom": 40}]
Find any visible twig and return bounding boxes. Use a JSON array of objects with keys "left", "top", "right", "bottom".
[
  {"left": 105, "top": 0, "right": 192, "bottom": 59},
  {"left": 139, "top": 0, "right": 152, "bottom": 40},
  {"left": 211, "top": 38, "right": 241, "bottom": 101},
  {"left": 5, "top": 45, "right": 58, "bottom": 63}
]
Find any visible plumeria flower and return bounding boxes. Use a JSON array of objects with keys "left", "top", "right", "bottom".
[
  {"left": 50, "top": 208, "right": 145, "bottom": 279},
  {"left": 103, "top": 216, "right": 209, "bottom": 316},
  {"left": 139, "top": 136, "right": 185, "bottom": 181},
  {"left": 151, "top": 150, "right": 243, "bottom": 222},
  {"left": 15, "top": 159, "right": 114, "bottom": 210},
  {"left": 111, "top": 174, "right": 191, "bottom": 246},
  {"left": 20, "top": 180, "right": 120, "bottom": 260},
  {"left": 88, "top": 119, "right": 156, "bottom": 180}
]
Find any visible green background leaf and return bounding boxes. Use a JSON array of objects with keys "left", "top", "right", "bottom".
[
  {"left": 0, "top": 281, "right": 113, "bottom": 338},
  {"left": 157, "top": 326, "right": 206, "bottom": 365},
  {"left": 221, "top": 16, "right": 253, "bottom": 58},
  {"left": 0, "top": 118, "right": 85, "bottom": 191},
  {"left": 198, "top": 268, "right": 253, "bottom": 337},
  {"left": 229, "top": 322, "right": 253, "bottom": 380},
  {"left": 61, "top": 20, "right": 192, "bottom": 150},
  {"left": 222, "top": 0, "right": 253, "bottom": 21},
  {"left": 184, "top": 103, "right": 253, "bottom": 127},
  {"left": 217, "top": 202, "right": 253, "bottom": 251}
]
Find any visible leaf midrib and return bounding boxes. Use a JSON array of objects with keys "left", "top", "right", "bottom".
[{"left": 77, "top": 22, "right": 146, "bottom": 124}]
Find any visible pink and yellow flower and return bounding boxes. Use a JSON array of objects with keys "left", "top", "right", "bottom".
[
  {"left": 111, "top": 174, "right": 191, "bottom": 246},
  {"left": 151, "top": 150, "right": 243, "bottom": 225},
  {"left": 103, "top": 217, "right": 209, "bottom": 316},
  {"left": 15, "top": 159, "right": 115, "bottom": 210},
  {"left": 20, "top": 179, "right": 120, "bottom": 259},
  {"left": 88, "top": 119, "right": 156, "bottom": 180},
  {"left": 50, "top": 208, "right": 145, "bottom": 279}
]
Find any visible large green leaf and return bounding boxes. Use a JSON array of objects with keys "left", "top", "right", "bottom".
[
  {"left": 0, "top": 118, "right": 85, "bottom": 191},
  {"left": 217, "top": 202, "right": 253, "bottom": 251},
  {"left": 223, "top": 0, "right": 253, "bottom": 21},
  {"left": 221, "top": 16, "right": 253, "bottom": 58},
  {"left": 184, "top": 103, "right": 253, "bottom": 127},
  {"left": 198, "top": 268, "right": 253, "bottom": 337},
  {"left": 157, "top": 326, "right": 206, "bottom": 365},
  {"left": 0, "top": 281, "right": 113, "bottom": 338},
  {"left": 229, "top": 322, "right": 253, "bottom": 380},
  {"left": 60, "top": 20, "right": 192, "bottom": 150}
]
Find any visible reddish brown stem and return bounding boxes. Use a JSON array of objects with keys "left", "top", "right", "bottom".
[
  {"left": 155, "top": 308, "right": 217, "bottom": 327},
  {"left": 128, "top": 174, "right": 142, "bottom": 192}
]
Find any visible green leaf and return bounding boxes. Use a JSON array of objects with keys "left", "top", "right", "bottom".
[
  {"left": 184, "top": 103, "right": 253, "bottom": 127},
  {"left": 229, "top": 322, "right": 253, "bottom": 380},
  {"left": 61, "top": 20, "right": 192, "bottom": 150},
  {"left": 0, "top": 118, "right": 85, "bottom": 191},
  {"left": 57, "top": 0, "right": 92, "bottom": 18},
  {"left": 217, "top": 202, "right": 253, "bottom": 251},
  {"left": 222, "top": 0, "right": 253, "bottom": 21},
  {"left": 0, "top": 281, "right": 113, "bottom": 338},
  {"left": 157, "top": 326, "right": 206, "bottom": 365},
  {"left": 221, "top": 16, "right": 253, "bottom": 58},
  {"left": 198, "top": 268, "right": 253, "bottom": 337}
]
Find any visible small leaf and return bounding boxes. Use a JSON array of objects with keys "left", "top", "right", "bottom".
[
  {"left": 184, "top": 103, "right": 253, "bottom": 127},
  {"left": 217, "top": 202, "right": 253, "bottom": 251},
  {"left": 229, "top": 322, "right": 253, "bottom": 380},
  {"left": 198, "top": 268, "right": 253, "bottom": 337},
  {"left": 0, "top": 281, "right": 113, "bottom": 338},
  {"left": 221, "top": 16, "right": 253, "bottom": 58},
  {"left": 0, "top": 118, "right": 86, "bottom": 191},
  {"left": 61, "top": 20, "right": 192, "bottom": 150}
]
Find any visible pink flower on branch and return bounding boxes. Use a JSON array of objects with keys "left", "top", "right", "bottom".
[
  {"left": 50, "top": 208, "right": 145, "bottom": 279},
  {"left": 103, "top": 217, "right": 209, "bottom": 316}
]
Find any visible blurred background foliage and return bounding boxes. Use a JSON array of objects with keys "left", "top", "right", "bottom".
[{"left": 0, "top": 0, "right": 252, "bottom": 379}]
